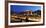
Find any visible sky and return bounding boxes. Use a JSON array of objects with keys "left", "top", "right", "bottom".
[{"left": 10, "top": 5, "right": 41, "bottom": 13}]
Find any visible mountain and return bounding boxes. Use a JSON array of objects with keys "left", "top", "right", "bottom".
[
  {"left": 11, "top": 10, "right": 41, "bottom": 16},
  {"left": 11, "top": 10, "right": 16, "bottom": 15},
  {"left": 18, "top": 10, "right": 32, "bottom": 15},
  {"left": 33, "top": 10, "right": 41, "bottom": 15}
]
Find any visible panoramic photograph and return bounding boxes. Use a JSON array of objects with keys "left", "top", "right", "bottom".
[{"left": 10, "top": 5, "right": 41, "bottom": 23}]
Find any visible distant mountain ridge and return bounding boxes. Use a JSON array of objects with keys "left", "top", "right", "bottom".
[
  {"left": 33, "top": 10, "right": 41, "bottom": 15},
  {"left": 11, "top": 10, "right": 41, "bottom": 15}
]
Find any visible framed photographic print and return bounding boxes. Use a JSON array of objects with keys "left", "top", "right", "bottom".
[{"left": 5, "top": 1, "right": 44, "bottom": 27}]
